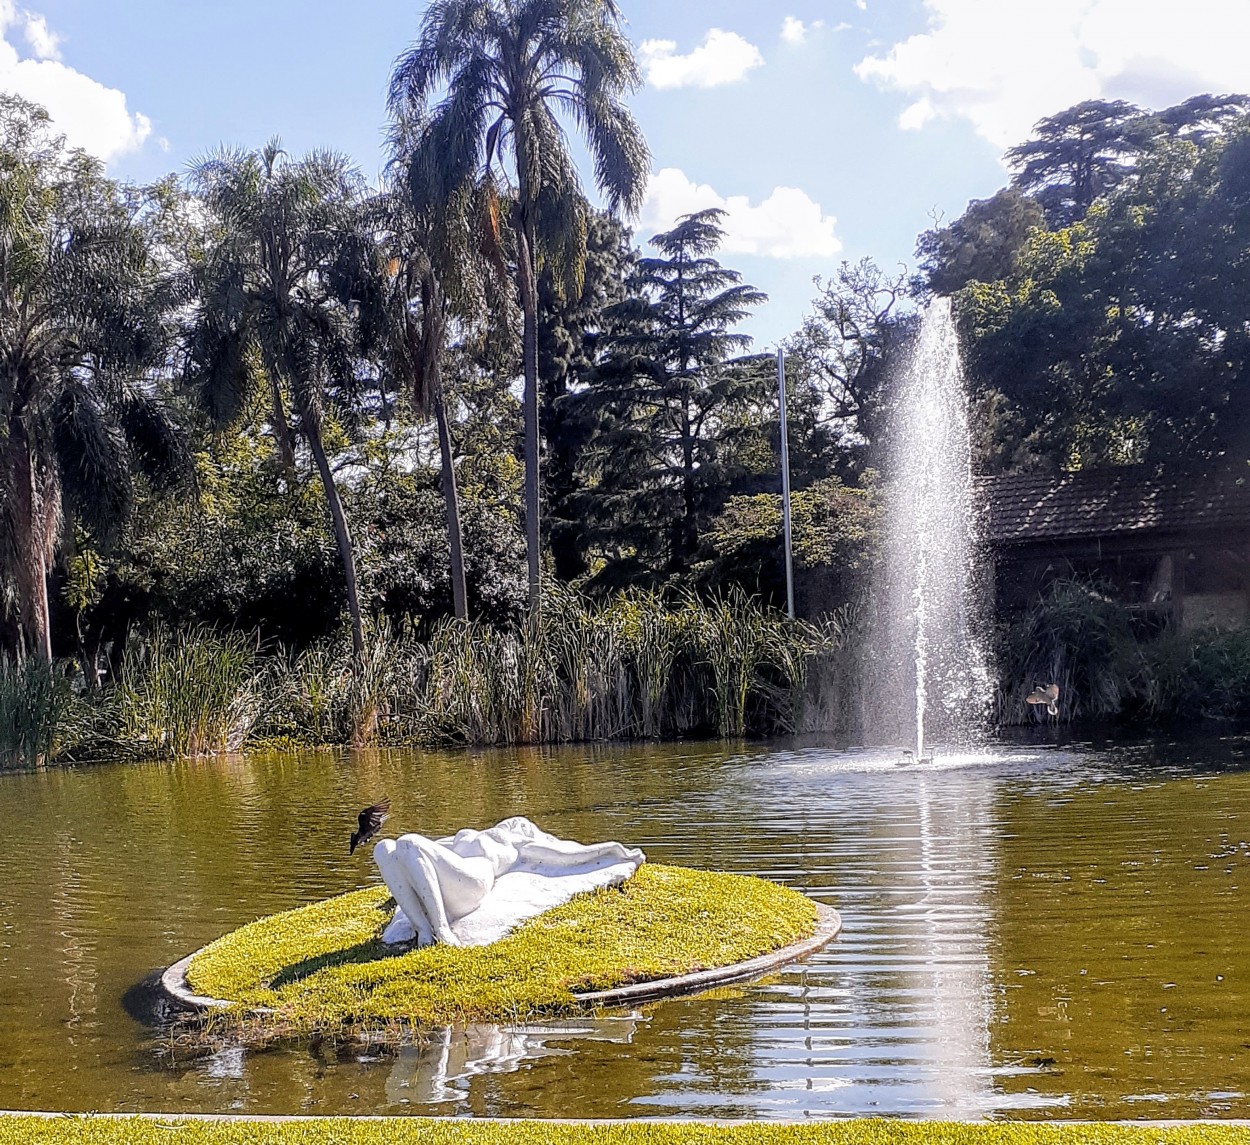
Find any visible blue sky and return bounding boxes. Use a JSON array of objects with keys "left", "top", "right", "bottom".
[{"left": 3, "top": 0, "right": 1245, "bottom": 347}]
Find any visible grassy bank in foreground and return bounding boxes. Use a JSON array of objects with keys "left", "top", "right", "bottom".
[
  {"left": 187, "top": 866, "right": 817, "bottom": 1037},
  {"left": 2, "top": 1117, "right": 1247, "bottom": 1144}
]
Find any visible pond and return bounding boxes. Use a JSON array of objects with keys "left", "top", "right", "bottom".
[{"left": 0, "top": 733, "right": 1247, "bottom": 1120}]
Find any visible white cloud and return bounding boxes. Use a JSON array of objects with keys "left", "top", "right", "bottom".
[
  {"left": 640, "top": 29, "right": 764, "bottom": 89},
  {"left": 21, "top": 11, "right": 56, "bottom": 59},
  {"left": 856, "top": 0, "right": 1250, "bottom": 152},
  {"left": 641, "top": 167, "right": 842, "bottom": 259},
  {"left": 0, "top": 1, "right": 151, "bottom": 161},
  {"left": 781, "top": 17, "right": 807, "bottom": 45},
  {"left": 781, "top": 17, "right": 826, "bottom": 45}
]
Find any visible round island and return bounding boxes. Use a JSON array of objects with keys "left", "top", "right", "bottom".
[{"left": 161, "top": 865, "right": 840, "bottom": 1041}]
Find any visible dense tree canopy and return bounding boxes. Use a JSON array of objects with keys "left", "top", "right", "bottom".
[
  {"left": 0, "top": 97, "right": 185, "bottom": 661},
  {"left": 6, "top": 71, "right": 1250, "bottom": 683},
  {"left": 574, "top": 208, "right": 769, "bottom": 585},
  {"left": 961, "top": 119, "right": 1250, "bottom": 472},
  {"left": 186, "top": 142, "right": 378, "bottom": 660}
]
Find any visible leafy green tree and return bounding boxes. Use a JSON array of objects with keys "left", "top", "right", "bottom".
[
  {"left": 1006, "top": 99, "right": 1148, "bottom": 226},
  {"left": 373, "top": 122, "right": 514, "bottom": 621},
  {"left": 698, "top": 476, "right": 878, "bottom": 610},
  {"left": 389, "top": 0, "right": 650, "bottom": 615},
  {"left": 961, "top": 122, "right": 1250, "bottom": 472},
  {"left": 1005, "top": 96, "right": 1250, "bottom": 228},
  {"left": 1152, "top": 93, "right": 1250, "bottom": 142},
  {"left": 0, "top": 96, "right": 185, "bottom": 661},
  {"left": 916, "top": 188, "right": 1045, "bottom": 295},
  {"left": 186, "top": 142, "right": 374, "bottom": 661},
  {"left": 783, "top": 258, "right": 914, "bottom": 468},
  {"left": 580, "top": 208, "right": 767, "bottom": 582}
]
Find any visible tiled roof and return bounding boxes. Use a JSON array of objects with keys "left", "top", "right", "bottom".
[{"left": 981, "top": 467, "right": 1250, "bottom": 546}]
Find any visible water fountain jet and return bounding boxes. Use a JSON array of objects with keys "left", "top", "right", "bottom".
[{"left": 867, "top": 297, "right": 992, "bottom": 757}]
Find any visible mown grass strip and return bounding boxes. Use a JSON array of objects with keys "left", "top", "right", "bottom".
[
  {"left": 2, "top": 1116, "right": 1249, "bottom": 1145},
  {"left": 186, "top": 865, "right": 817, "bottom": 1034}
]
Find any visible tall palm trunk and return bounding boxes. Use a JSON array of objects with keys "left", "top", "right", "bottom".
[
  {"left": 303, "top": 417, "right": 365, "bottom": 663},
  {"left": 433, "top": 387, "right": 468, "bottom": 621},
  {"left": 516, "top": 225, "right": 542, "bottom": 617},
  {"left": 9, "top": 435, "right": 57, "bottom": 662},
  {"left": 269, "top": 375, "right": 297, "bottom": 470},
  {"left": 419, "top": 274, "right": 468, "bottom": 621}
]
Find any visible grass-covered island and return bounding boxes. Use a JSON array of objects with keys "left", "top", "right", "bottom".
[{"left": 181, "top": 865, "right": 819, "bottom": 1038}]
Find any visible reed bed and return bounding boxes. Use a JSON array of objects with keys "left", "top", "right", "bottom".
[
  {"left": 997, "top": 578, "right": 1143, "bottom": 723},
  {"left": 0, "top": 657, "right": 80, "bottom": 768},
  {"left": 997, "top": 577, "right": 1250, "bottom": 724},
  {"left": 304, "top": 587, "right": 820, "bottom": 747},
  {"left": 114, "top": 628, "right": 264, "bottom": 757},
  {"left": 2, "top": 589, "right": 819, "bottom": 765}
]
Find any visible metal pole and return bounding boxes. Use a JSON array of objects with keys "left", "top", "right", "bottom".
[{"left": 778, "top": 349, "right": 795, "bottom": 621}]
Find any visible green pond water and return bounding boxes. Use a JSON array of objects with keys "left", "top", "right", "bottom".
[{"left": 0, "top": 734, "right": 1247, "bottom": 1120}]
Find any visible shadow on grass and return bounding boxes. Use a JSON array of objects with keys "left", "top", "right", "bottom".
[{"left": 268, "top": 898, "right": 408, "bottom": 990}]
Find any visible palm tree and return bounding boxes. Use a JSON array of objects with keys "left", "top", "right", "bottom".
[
  {"left": 389, "top": 0, "right": 650, "bottom": 615},
  {"left": 0, "top": 96, "right": 185, "bottom": 662},
  {"left": 371, "top": 126, "right": 511, "bottom": 622},
  {"left": 186, "top": 142, "right": 371, "bottom": 662}
]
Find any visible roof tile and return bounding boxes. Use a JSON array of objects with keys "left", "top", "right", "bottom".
[{"left": 980, "top": 468, "right": 1250, "bottom": 545}]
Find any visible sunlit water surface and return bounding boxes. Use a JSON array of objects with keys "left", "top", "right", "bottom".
[{"left": 1, "top": 734, "right": 1248, "bottom": 1120}]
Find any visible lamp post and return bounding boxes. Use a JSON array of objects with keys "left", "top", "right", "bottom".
[{"left": 777, "top": 349, "right": 795, "bottom": 621}]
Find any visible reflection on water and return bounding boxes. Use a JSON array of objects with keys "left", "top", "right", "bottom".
[
  {"left": 385, "top": 1018, "right": 640, "bottom": 1107},
  {"left": 0, "top": 734, "right": 1249, "bottom": 1119}
]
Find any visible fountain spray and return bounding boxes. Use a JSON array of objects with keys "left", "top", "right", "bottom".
[{"left": 868, "top": 298, "right": 992, "bottom": 757}]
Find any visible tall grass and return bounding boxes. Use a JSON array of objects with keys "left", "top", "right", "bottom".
[
  {"left": 268, "top": 628, "right": 397, "bottom": 747},
  {"left": 117, "top": 629, "right": 263, "bottom": 757},
  {"left": 269, "top": 587, "right": 818, "bottom": 748},
  {"left": 1138, "top": 627, "right": 1250, "bottom": 720},
  {"left": 5, "top": 591, "right": 832, "bottom": 760},
  {"left": 995, "top": 578, "right": 1250, "bottom": 725},
  {"left": 998, "top": 579, "right": 1143, "bottom": 723},
  {"left": 0, "top": 658, "right": 79, "bottom": 768},
  {"left": 24, "top": 581, "right": 1250, "bottom": 758},
  {"left": 795, "top": 601, "right": 866, "bottom": 735}
]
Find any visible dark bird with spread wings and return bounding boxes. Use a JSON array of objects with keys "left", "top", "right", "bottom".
[
  {"left": 350, "top": 800, "right": 390, "bottom": 854},
  {"left": 1026, "top": 683, "right": 1061, "bottom": 717}
]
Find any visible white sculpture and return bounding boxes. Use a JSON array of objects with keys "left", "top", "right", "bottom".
[{"left": 373, "top": 816, "right": 645, "bottom": 948}]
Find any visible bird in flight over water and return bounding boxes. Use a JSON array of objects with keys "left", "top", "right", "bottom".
[
  {"left": 350, "top": 800, "right": 390, "bottom": 854},
  {"left": 1026, "top": 684, "right": 1060, "bottom": 717}
]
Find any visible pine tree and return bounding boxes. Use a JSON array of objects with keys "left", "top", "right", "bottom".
[{"left": 579, "top": 209, "right": 766, "bottom": 583}]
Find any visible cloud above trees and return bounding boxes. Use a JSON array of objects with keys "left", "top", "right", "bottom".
[
  {"left": 856, "top": 0, "right": 1250, "bottom": 150},
  {"left": 640, "top": 29, "right": 764, "bottom": 89},
  {"left": 0, "top": 0, "right": 151, "bottom": 161},
  {"left": 640, "top": 167, "right": 841, "bottom": 259}
]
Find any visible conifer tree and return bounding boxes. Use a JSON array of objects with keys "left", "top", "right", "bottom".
[{"left": 580, "top": 208, "right": 766, "bottom": 582}]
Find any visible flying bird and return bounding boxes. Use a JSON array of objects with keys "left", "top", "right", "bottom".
[
  {"left": 1026, "top": 684, "right": 1060, "bottom": 717},
  {"left": 350, "top": 800, "right": 390, "bottom": 854}
]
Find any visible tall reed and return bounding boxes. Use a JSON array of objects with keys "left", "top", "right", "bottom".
[
  {"left": 997, "top": 578, "right": 1143, "bottom": 723},
  {"left": 390, "top": 586, "right": 816, "bottom": 746},
  {"left": 7, "top": 590, "right": 821, "bottom": 760},
  {"left": 117, "top": 629, "right": 262, "bottom": 757},
  {"left": 0, "top": 658, "right": 78, "bottom": 768}
]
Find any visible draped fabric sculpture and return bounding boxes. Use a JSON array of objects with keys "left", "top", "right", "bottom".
[{"left": 373, "top": 816, "right": 645, "bottom": 947}]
